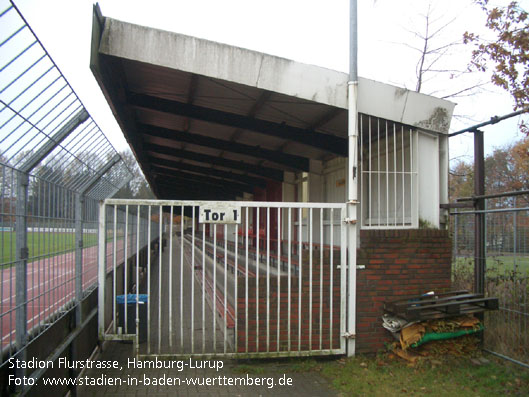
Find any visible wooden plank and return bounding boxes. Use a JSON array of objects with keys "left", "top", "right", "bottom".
[{"left": 384, "top": 293, "right": 499, "bottom": 321}]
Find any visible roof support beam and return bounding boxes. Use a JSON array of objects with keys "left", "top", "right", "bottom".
[
  {"left": 158, "top": 184, "right": 238, "bottom": 201},
  {"left": 151, "top": 166, "right": 250, "bottom": 195},
  {"left": 144, "top": 143, "right": 283, "bottom": 181},
  {"left": 140, "top": 123, "right": 309, "bottom": 171},
  {"left": 128, "top": 93, "right": 347, "bottom": 156},
  {"left": 157, "top": 181, "right": 244, "bottom": 199},
  {"left": 148, "top": 156, "right": 267, "bottom": 188},
  {"left": 308, "top": 107, "right": 343, "bottom": 130}
]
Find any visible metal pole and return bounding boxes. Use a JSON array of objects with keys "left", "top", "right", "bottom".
[
  {"left": 484, "top": 199, "right": 487, "bottom": 259},
  {"left": 15, "top": 171, "right": 29, "bottom": 383},
  {"left": 98, "top": 201, "right": 107, "bottom": 338},
  {"left": 473, "top": 130, "right": 485, "bottom": 294},
  {"left": 346, "top": 0, "right": 358, "bottom": 357},
  {"left": 75, "top": 193, "right": 84, "bottom": 324},
  {"left": 453, "top": 208, "right": 458, "bottom": 259},
  {"left": 513, "top": 197, "right": 517, "bottom": 273}
]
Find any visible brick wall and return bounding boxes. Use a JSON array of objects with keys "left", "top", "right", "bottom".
[
  {"left": 237, "top": 254, "right": 341, "bottom": 353},
  {"left": 356, "top": 229, "right": 452, "bottom": 353},
  {"left": 235, "top": 229, "right": 451, "bottom": 355}
]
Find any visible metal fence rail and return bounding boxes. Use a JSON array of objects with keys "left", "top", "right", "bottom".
[
  {"left": 0, "top": 0, "right": 137, "bottom": 368},
  {"left": 451, "top": 200, "right": 529, "bottom": 365},
  {"left": 99, "top": 200, "right": 347, "bottom": 359}
]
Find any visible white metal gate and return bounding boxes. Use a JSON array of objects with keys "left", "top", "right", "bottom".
[{"left": 98, "top": 199, "right": 349, "bottom": 358}]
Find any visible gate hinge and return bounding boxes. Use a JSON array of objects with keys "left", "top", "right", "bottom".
[
  {"left": 343, "top": 218, "right": 357, "bottom": 224},
  {"left": 342, "top": 332, "right": 356, "bottom": 339}
]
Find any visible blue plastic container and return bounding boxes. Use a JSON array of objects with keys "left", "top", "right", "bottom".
[{"left": 116, "top": 294, "right": 148, "bottom": 304}]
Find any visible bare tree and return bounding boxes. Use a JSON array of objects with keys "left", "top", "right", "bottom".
[{"left": 402, "top": 1, "right": 487, "bottom": 99}]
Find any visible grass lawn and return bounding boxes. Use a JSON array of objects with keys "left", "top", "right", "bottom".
[
  {"left": 0, "top": 231, "right": 98, "bottom": 266},
  {"left": 319, "top": 353, "right": 529, "bottom": 396},
  {"left": 234, "top": 352, "right": 529, "bottom": 396},
  {"left": 453, "top": 254, "right": 529, "bottom": 276}
]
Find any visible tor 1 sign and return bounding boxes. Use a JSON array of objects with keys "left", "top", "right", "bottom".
[{"left": 199, "top": 205, "right": 241, "bottom": 224}]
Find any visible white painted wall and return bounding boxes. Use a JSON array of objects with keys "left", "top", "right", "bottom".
[{"left": 417, "top": 131, "right": 440, "bottom": 228}]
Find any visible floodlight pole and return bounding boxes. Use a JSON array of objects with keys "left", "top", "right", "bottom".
[{"left": 346, "top": 0, "right": 358, "bottom": 357}]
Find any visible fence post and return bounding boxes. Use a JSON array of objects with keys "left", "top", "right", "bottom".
[
  {"left": 98, "top": 201, "right": 107, "bottom": 339},
  {"left": 453, "top": 209, "right": 458, "bottom": 259},
  {"left": 75, "top": 193, "right": 84, "bottom": 324},
  {"left": 513, "top": 197, "right": 517, "bottom": 273},
  {"left": 473, "top": 129, "right": 485, "bottom": 294},
  {"left": 15, "top": 171, "right": 29, "bottom": 382}
]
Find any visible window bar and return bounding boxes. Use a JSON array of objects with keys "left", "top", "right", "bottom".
[
  {"left": 402, "top": 126, "right": 405, "bottom": 225},
  {"left": 385, "top": 120, "right": 389, "bottom": 227},
  {"left": 377, "top": 118, "right": 380, "bottom": 227},
  {"left": 415, "top": 130, "right": 419, "bottom": 227},
  {"left": 368, "top": 117, "right": 372, "bottom": 226},
  {"left": 393, "top": 123, "right": 397, "bottom": 227}
]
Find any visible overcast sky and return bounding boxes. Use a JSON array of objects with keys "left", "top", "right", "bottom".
[{"left": 10, "top": 0, "right": 528, "bottom": 165}]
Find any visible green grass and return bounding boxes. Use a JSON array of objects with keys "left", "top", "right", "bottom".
[
  {"left": 0, "top": 231, "right": 98, "bottom": 266},
  {"left": 453, "top": 254, "right": 529, "bottom": 276},
  {"left": 234, "top": 353, "right": 529, "bottom": 396},
  {"left": 320, "top": 353, "right": 529, "bottom": 396}
]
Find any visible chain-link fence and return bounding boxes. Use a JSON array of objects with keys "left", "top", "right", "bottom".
[{"left": 451, "top": 198, "right": 529, "bottom": 365}]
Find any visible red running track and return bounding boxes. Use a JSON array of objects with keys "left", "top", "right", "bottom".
[{"left": 0, "top": 238, "right": 133, "bottom": 348}]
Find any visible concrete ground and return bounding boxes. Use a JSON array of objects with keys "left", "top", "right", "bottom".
[
  {"left": 77, "top": 341, "right": 338, "bottom": 396},
  {"left": 79, "top": 234, "right": 339, "bottom": 396}
]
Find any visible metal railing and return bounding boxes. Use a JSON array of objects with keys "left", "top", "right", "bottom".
[
  {"left": 359, "top": 114, "right": 419, "bottom": 228},
  {"left": 451, "top": 199, "right": 529, "bottom": 365},
  {"left": 0, "top": 0, "right": 135, "bottom": 368},
  {"left": 99, "top": 200, "right": 348, "bottom": 359}
]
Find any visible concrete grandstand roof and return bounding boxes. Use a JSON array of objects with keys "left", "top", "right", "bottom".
[{"left": 90, "top": 6, "right": 455, "bottom": 199}]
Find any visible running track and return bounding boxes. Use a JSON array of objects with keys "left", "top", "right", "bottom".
[{"left": 0, "top": 238, "right": 138, "bottom": 349}]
